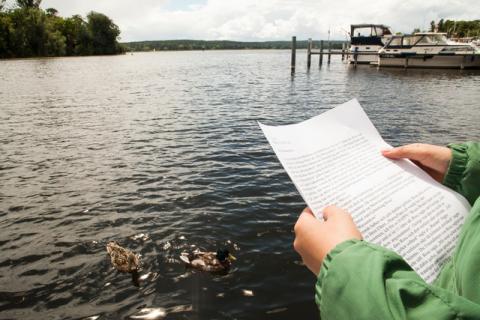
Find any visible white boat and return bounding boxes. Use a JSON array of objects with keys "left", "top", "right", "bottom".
[
  {"left": 377, "top": 33, "right": 480, "bottom": 69},
  {"left": 349, "top": 24, "right": 393, "bottom": 64}
]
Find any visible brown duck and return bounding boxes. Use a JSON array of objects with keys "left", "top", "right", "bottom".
[
  {"left": 106, "top": 241, "right": 141, "bottom": 286},
  {"left": 180, "top": 249, "right": 236, "bottom": 273}
]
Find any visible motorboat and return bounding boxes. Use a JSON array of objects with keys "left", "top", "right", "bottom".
[
  {"left": 349, "top": 24, "right": 393, "bottom": 64},
  {"left": 377, "top": 33, "right": 480, "bottom": 69}
]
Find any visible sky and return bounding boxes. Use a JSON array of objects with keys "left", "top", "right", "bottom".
[{"left": 40, "top": 0, "right": 480, "bottom": 42}]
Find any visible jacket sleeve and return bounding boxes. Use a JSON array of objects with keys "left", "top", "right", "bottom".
[
  {"left": 316, "top": 240, "right": 480, "bottom": 320},
  {"left": 443, "top": 142, "right": 480, "bottom": 206}
]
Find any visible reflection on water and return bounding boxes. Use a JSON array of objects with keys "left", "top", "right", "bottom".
[{"left": 0, "top": 51, "right": 479, "bottom": 319}]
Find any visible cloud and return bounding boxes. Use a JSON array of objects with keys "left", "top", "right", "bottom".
[{"left": 41, "top": 0, "right": 480, "bottom": 42}]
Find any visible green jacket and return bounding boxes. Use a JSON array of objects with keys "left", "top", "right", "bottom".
[{"left": 316, "top": 142, "right": 480, "bottom": 319}]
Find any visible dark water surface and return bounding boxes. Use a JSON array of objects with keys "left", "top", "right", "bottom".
[{"left": 1, "top": 50, "right": 479, "bottom": 320}]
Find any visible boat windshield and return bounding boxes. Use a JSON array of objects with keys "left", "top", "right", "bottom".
[
  {"left": 354, "top": 27, "right": 373, "bottom": 37},
  {"left": 374, "top": 26, "right": 391, "bottom": 36},
  {"left": 351, "top": 25, "right": 392, "bottom": 37},
  {"left": 388, "top": 37, "right": 402, "bottom": 46},
  {"left": 387, "top": 34, "right": 449, "bottom": 47},
  {"left": 416, "top": 34, "right": 448, "bottom": 45},
  {"left": 402, "top": 36, "right": 416, "bottom": 46}
]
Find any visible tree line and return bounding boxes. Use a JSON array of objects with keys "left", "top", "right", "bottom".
[
  {"left": 0, "top": 0, "right": 124, "bottom": 58},
  {"left": 123, "top": 39, "right": 346, "bottom": 52},
  {"left": 429, "top": 19, "right": 480, "bottom": 38}
]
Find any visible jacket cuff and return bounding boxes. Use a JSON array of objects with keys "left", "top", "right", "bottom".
[
  {"left": 443, "top": 143, "right": 469, "bottom": 190},
  {"left": 315, "top": 239, "right": 361, "bottom": 307}
]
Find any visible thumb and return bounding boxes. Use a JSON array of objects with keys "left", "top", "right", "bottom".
[
  {"left": 294, "top": 207, "right": 319, "bottom": 234},
  {"left": 322, "top": 205, "right": 342, "bottom": 221},
  {"left": 381, "top": 144, "right": 428, "bottom": 162},
  {"left": 301, "top": 207, "right": 315, "bottom": 217}
]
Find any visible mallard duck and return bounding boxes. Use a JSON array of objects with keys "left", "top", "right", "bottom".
[
  {"left": 106, "top": 241, "right": 141, "bottom": 285},
  {"left": 180, "top": 249, "right": 236, "bottom": 273}
]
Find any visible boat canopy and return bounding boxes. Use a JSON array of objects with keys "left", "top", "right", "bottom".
[
  {"left": 385, "top": 34, "right": 449, "bottom": 47},
  {"left": 350, "top": 24, "right": 392, "bottom": 46},
  {"left": 350, "top": 24, "right": 392, "bottom": 37}
]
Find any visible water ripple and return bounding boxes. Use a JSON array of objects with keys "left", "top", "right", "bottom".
[{"left": 0, "top": 51, "right": 479, "bottom": 319}]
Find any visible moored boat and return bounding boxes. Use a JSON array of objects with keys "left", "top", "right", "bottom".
[
  {"left": 378, "top": 33, "right": 480, "bottom": 69},
  {"left": 349, "top": 24, "right": 393, "bottom": 64}
]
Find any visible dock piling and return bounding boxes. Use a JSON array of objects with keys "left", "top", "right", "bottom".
[
  {"left": 307, "top": 38, "right": 312, "bottom": 70},
  {"left": 353, "top": 47, "right": 358, "bottom": 67},
  {"left": 328, "top": 41, "right": 331, "bottom": 64},
  {"left": 291, "top": 36, "right": 296, "bottom": 75},
  {"left": 319, "top": 40, "right": 324, "bottom": 66}
]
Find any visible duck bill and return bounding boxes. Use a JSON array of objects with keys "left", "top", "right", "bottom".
[{"left": 228, "top": 254, "right": 237, "bottom": 261}]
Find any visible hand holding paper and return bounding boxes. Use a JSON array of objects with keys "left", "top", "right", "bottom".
[
  {"left": 294, "top": 206, "right": 362, "bottom": 275},
  {"left": 259, "top": 99, "right": 470, "bottom": 283},
  {"left": 382, "top": 144, "right": 452, "bottom": 182}
]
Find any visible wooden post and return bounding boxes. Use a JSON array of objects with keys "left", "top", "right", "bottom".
[
  {"left": 328, "top": 40, "right": 331, "bottom": 64},
  {"left": 404, "top": 57, "right": 408, "bottom": 69},
  {"left": 353, "top": 47, "right": 358, "bottom": 67},
  {"left": 307, "top": 38, "right": 312, "bottom": 69},
  {"left": 291, "top": 36, "right": 296, "bottom": 75},
  {"left": 319, "top": 40, "right": 324, "bottom": 66},
  {"left": 341, "top": 43, "right": 345, "bottom": 61}
]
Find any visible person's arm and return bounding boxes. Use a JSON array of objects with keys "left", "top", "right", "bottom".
[
  {"left": 294, "top": 206, "right": 480, "bottom": 319},
  {"left": 443, "top": 142, "right": 480, "bottom": 205},
  {"left": 316, "top": 240, "right": 480, "bottom": 319}
]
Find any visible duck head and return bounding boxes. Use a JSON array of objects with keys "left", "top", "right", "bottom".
[{"left": 216, "top": 249, "right": 236, "bottom": 264}]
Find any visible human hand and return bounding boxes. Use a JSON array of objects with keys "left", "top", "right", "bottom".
[
  {"left": 382, "top": 143, "right": 452, "bottom": 182},
  {"left": 293, "top": 206, "right": 362, "bottom": 275}
]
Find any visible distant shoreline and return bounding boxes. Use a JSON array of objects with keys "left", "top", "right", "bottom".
[
  {"left": 0, "top": 47, "right": 342, "bottom": 61},
  {"left": 122, "top": 39, "right": 347, "bottom": 52}
]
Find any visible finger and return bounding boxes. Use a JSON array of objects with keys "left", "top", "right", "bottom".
[
  {"left": 322, "top": 205, "right": 342, "bottom": 220},
  {"left": 297, "top": 210, "right": 317, "bottom": 224},
  {"left": 381, "top": 144, "right": 428, "bottom": 161},
  {"left": 294, "top": 208, "right": 318, "bottom": 234},
  {"left": 301, "top": 207, "right": 315, "bottom": 217}
]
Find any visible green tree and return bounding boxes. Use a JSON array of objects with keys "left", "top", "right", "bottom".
[
  {"left": 44, "top": 10, "right": 65, "bottom": 55},
  {"left": 16, "top": 0, "right": 41, "bottom": 8},
  {"left": 438, "top": 19, "right": 445, "bottom": 32},
  {"left": 430, "top": 20, "right": 435, "bottom": 32},
  {"left": 8, "top": 7, "right": 65, "bottom": 57},
  {"left": 45, "top": 7, "right": 57, "bottom": 16},
  {"left": 60, "top": 14, "right": 86, "bottom": 55},
  {"left": 9, "top": 8, "right": 42, "bottom": 56},
  {"left": 44, "top": 28, "right": 65, "bottom": 55},
  {"left": 86, "top": 11, "right": 121, "bottom": 55},
  {"left": 431, "top": 19, "right": 480, "bottom": 37},
  {"left": 0, "top": 12, "right": 14, "bottom": 57}
]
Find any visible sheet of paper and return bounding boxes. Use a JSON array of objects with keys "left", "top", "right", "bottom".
[{"left": 259, "top": 99, "right": 471, "bottom": 283}]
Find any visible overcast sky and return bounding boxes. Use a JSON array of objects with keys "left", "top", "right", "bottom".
[{"left": 41, "top": 0, "right": 480, "bottom": 42}]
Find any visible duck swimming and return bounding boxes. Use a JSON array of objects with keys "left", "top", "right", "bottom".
[
  {"left": 180, "top": 249, "right": 236, "bottom": 273},
  {"left": 106, "top": 241, "right": 141, "bottom": 285}
]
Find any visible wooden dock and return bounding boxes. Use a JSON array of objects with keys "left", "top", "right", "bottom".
[
  {"left": 290, "top": 36, "right": 480, "bottom": 73},
  {"left": 290, "top": 36, "right": 377, "bottom": 74}
]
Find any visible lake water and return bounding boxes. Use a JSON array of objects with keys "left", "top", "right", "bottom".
[{"left": 1, "top": 50, "right": 480, "bottom": 320}]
